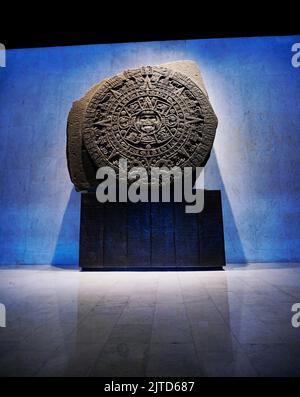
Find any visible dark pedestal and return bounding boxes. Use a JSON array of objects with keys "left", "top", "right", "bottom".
[{"left": 79, "top": 190, "right": 226, "bottom": 270}]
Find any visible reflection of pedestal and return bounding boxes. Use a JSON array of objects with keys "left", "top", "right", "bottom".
[{"left": 79, "top": 190, "right": 226, "bottom": 270}]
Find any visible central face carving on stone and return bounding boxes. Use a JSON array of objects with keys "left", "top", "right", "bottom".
[
  {"left": 82, "top": 66, "right": 218, "bottom": 175},
  {"left": 120, "top": 96, "right": 178, "bottom": 148},
  {"left": 135, "top": 110, "right": 161, "bottom": 135}
]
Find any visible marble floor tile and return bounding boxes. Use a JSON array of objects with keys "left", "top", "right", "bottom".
[
  {"left": 107, "top": 324, "right": 153, "bottom": 344},
  {"left": 229, "top": 319, "right": 283, "bottom": 344},
  {"left": 154, "top": 302, "right": 188, "bottom": 322},
  {"left": 118, "top": 306, "right": 155, "bottom": 325},
  {"left": 36, "top": 342, "right": 105, "bottom": 377},
  {"left": 67, "top": 314, "right": 117, "bottom": 345},
  {"left": 90, "top": 342, "right": 149, "bottom": 377},
  {"left": 0, "top": 264, "right": 300, "bottom": 377},
  {"left": 0, "top": 347, "right": 56, "bottom": 376},
  {"left": 151, "top": 320, "right": 193, "bottom": 344},
  {"left": 191, "top": 322, "right": 241, "bottom": 352},
  {"left": 146, "top": 343, "right": 203, "bottom": 377},
  {"left": 196, "top": 349, "right": 258, "bottom": 377},
  {"left": 185, "top": 300, "right": 226, "bottom": 324},
  {"left": 241, "top": 343, "right": 300, "bottom": 377}
]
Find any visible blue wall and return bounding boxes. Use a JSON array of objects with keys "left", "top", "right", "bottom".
[{"left": 0, "top": 35, "right": 299, "bottom": 265}]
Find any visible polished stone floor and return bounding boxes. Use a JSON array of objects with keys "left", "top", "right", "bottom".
[{"left": 0, "top": 264, "right": 300, "bottom": 377}]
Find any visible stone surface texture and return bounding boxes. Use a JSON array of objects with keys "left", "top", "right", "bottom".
[{"left": 67, "top": 61, "right": 218, "bottom": 190}]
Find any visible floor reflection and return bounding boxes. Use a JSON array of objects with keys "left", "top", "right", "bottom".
[{"left": 0, "top": 264, "right": 300, "bottom": 376}]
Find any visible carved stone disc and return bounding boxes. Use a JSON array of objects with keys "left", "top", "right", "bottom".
[{"left": 83, "top": 66, "right": 217, "bottom": 174}]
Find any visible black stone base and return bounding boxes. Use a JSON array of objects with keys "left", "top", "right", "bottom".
[{"left": 79, "top": 190, "right": 226, "bottom": 270}]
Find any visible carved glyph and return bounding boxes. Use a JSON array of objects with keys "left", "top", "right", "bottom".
[{"left": 67, "top": 61, "right": 218, "bottom": 190}]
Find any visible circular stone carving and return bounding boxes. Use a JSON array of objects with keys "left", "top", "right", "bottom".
[{"left": 83, "top": 66, "right": 217, "bottom": 174}]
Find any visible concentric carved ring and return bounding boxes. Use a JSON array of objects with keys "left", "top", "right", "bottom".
[{"left": 82, "top": 66, "right": 218, "bottom": 174}]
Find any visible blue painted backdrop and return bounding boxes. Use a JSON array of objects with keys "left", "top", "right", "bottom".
[{"left": 0, "top": 35, "right": 299, "bottom": 265}]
